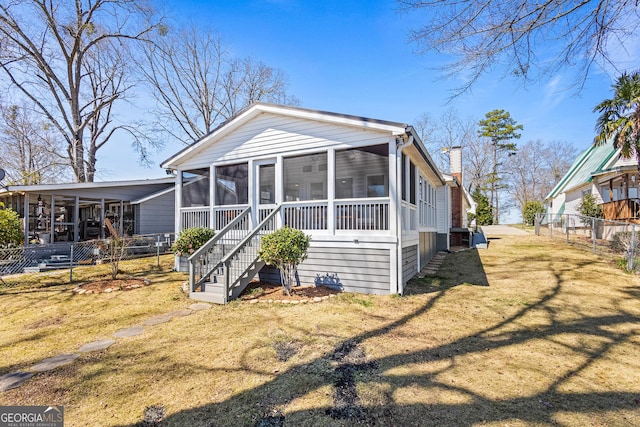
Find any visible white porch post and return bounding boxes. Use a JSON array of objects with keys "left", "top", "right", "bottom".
[
  {"left": 100, "top": 199, "right": 105, "bottom": 239},
  {"left": 210, "top": 165, "right": 215, "bottom": 229},
  {"left": 175, "top": 171, "right": 183, "bottom": 235},
  {"left": 327, "top": 148, "right": 335, "bottom": 235},
  {"left": 74, "top": 196, "right": 80, "bottom": 242},
  {"left": 275, "top": 155, "right": 283, "bottom": 228},
  {"left": 248, "top": 159, "right": 256, "bottom": 228},
  {"left": 50, "top": 195, "right": 55, "bottom": 243},
  {"left": 23, "top": 192, "right": 29, "bottom": 244}
]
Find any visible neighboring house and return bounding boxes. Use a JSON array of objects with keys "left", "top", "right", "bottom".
[
  {"left": 545, "top": 139, "right": 640, "bottom": 223},
  {"left": 0, "top": 178, "right": 176, "bottom": 243},
  {"left": 161, "top": 102, "right": 455, "bottom": 302}
]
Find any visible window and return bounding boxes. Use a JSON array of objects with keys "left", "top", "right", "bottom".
[
  {"left": 182, "top": 168, "right": 210, "bottom": 207},
  {"left": 367, "top": 175, "right": 385, "bottom": 197},
  {"left": 215, "top": 163, "right": 248, "bottom": 205},
  {"left": 259, "top": 164, "right": 275, "bottom": 204},
  {"left": 409, "top": 162, "right": 416, "bottom": 204},
  {"left": 335, "top": 144, "right": 388, "bottom": 198},
  {"left": 283, "top": 152, "right": 327, "bottom": 201}
]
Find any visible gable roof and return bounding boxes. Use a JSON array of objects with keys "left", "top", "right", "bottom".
[
  {"left": 161, "top": 102, "right": 409, "bottom": 169},
  {"left": 546, "top": 141, "right": 616, "bottom": 200}
]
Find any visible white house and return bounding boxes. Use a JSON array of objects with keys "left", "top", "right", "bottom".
[{"left": 161, "top": 103, "right": 454, "bottom": 303}]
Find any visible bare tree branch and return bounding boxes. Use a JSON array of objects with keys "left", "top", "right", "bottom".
[{"left": 400, "top": 0, "right": 640, "bottom": 95}]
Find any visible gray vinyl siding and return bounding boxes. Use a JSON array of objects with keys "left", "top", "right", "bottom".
[
  {"left": 137, "top": 191, "right": 176, "bottom": 234},
  {"left": 178, "top": 113, "right": 393, "bottom": 169},
  {"left": 259, "top": 245, "right": 391, "bottom": 294},
  {"left": 402, "top": 244, "right": 418, "bottom": 284},
  {"left": 419, "top": 232, "right": 437, "bottom": 269}
]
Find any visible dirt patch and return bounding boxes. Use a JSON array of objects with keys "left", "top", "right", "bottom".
[
  {"left": 239, "top": 281, "right": 340, "bottom": 302},
  {"left": 273, "top": 341, "right": 302, "bottom": 362},
  {"left": 73, "top": 277, "right": 150, "bottom": 294}
]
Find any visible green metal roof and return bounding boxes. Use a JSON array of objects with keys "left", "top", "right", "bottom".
[{"left": 546, "top": 141, "right": 616, "bottom": 199}]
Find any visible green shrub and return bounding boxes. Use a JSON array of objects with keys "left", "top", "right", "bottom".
[
  {"left": 578, "top": 193, "right": 603, "bottom": 226},
  {"left": 259, "top": 227, "right": 311, "bottom": 296},
  {"left": 173, "top": 227, "right": 215, "bottom": 257},
  {"left": 522, "top": 200, "right": 545, "bottom": 226},
  {"left": 0, "top": 205, "right": 23, "bottom": 248}
]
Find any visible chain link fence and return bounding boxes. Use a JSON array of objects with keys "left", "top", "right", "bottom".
[
  {"left": 535, "top": 213, "right": 638, "bottom": 271},
  {"left": 0, "top": 233, "right": 175, "bottom": 281}
]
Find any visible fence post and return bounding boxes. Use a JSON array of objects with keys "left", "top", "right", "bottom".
[
  {"left": 69, "top": 244, "right": 74, "bottom": 283},
  {"left": 566, "top": 218, "right": 569, "bottom": 243},
  {"left": 156, "top": 235, "right": 161, "bottom": 268},
  {"left": 592, "top": 218, "right": 597, "bottom": 255},
  {"left": 630, "top": 225, "right": 636, "bottom": 272}
]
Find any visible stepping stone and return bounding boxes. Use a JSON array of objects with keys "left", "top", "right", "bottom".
[
  {"left": 30, "top": 354, "right": 79, "bottom": 372},
  {"left": 78, "top": 339, "right": 116, "bottom": 353},
  {"left": 0, "top": 372, "right": 34, "bottom": 392},
  {"left": 167, "top": 309, "right": 192, "bottom": 317},
  {"left": 143, "top": 315, "right": 172, "bottom": 326},
  {"left": 189, "top": 303, "right": 211, "bottom": 311},
  {"left": 113, "top": 326, "right": 144, "bottom": 338}
]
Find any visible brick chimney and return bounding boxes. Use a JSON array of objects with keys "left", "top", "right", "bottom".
[
  {"left": 449, "top": 146, "right": 463, "bottom": 230},
  {"left": 449, "top": 146, "right": 462, "bottom": 184}
]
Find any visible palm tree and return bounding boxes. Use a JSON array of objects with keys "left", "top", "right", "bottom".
[{"left": 594, "top": 72, "right": 640, "bottom": 164}]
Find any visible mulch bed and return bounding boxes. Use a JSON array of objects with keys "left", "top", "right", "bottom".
[
  {"left": 239, "top": 281, "right": 340, "bottom": 302},
  {"left": 73, "top": 277, "right": 150, "bottom": 294}
]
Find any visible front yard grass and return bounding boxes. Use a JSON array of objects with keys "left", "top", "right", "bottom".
[{"left": 1, "top": 236, "right": 640, "bottom": 426}]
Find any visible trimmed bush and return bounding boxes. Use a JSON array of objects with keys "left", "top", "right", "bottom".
[
  {"left": 173, "top": 227, "right": 215, "bottom": 257},
  {"left": 259, "top": 227, "right": 311, "bottom": 296},
  {"left": 522, "top": 200, "right": 545, "bottom": 226},
  {"left": 0, "top": 205, "right": 22, "bottom": 248}
]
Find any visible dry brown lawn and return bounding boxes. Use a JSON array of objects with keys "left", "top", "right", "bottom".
[{"left": 1, "top": 235, "right": 640, "bottom": 426}]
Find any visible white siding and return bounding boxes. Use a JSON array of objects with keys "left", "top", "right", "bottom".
[
  {"left": 436, "top": 186, "right": 450, "bottom": 233},
  {"left": 178, "top": 113, "right": 394, "bottom": 169}
]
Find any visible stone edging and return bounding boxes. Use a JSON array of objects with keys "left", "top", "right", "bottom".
[{"left": 245, "top": 294, "right": 337, "bottom": 304}]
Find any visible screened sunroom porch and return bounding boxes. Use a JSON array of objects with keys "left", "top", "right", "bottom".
[{"left": 176, "top": 143, "right": 406, "bottom": 236}]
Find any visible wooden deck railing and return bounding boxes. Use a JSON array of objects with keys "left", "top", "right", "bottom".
[{"left": 602, "top": 199, "right": 640, "bottom": 221}]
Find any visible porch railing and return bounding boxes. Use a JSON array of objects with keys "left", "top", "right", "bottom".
[
  {"left": 283, "top": 202, "right": 328, "bottom": 230},
  {"left": 181, "top": 207, "right": 210, "bottom": 229},
  {"left": 335, "top": 198, "right": 389, "bottom": 230},
  {"left": 180, "top": 198, "right": 392, "bottom": 235},
  {"left": 602, "top": 198, "right": 640, "bottom": 221},
  {"left": 188, "top": 207, "right": 251, "bottom": 292},
  {"left": 401, "top": 201, "right": 417, "bottom": 232},
  {"left": 213, "top": 205, "right": 250, "bottom": 230}
]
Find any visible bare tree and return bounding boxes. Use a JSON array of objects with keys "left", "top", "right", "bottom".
[
  {"left": 506, "top": 140, "right": 575, "bottom": 211},
  {"left": 142, "top": 24, "right": 300, "bottom": 145},
  {"left": 414, "top": 109, "right": 480, "bottom": 175},
  {"left": 0, "top": 0, "right": 164, "bottom": 182},
  {"left": 399, "top": 0, "right": 640, "bottom": 93},
  {"left": 0, "top": 101, "right": 70, "bottom": 184}
]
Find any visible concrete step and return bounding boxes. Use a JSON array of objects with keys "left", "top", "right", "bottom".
[{"left": 190, "top": 282, "right": 225, "bottom": 304}]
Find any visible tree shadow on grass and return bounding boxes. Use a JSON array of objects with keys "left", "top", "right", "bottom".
[{"left": 106, "top": 244, "right": 640, "bottom": 426}]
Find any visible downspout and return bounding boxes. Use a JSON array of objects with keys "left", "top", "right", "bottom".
[{"left": 396, "top": 134, "right": 413, "bottom": 296}]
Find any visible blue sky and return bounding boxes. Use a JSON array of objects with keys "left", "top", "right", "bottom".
[{"left": 99, "top": 0, "right": 620, "bottom": 181}]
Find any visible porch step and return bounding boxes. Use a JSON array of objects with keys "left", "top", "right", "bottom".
[
  {"left": 190, "top": 260, "right": 266, "bottom": 305},
  {"left": 190, "top": 283, "right": 225, "bottom": 304}
]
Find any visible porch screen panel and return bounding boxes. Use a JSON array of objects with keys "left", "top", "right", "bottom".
[
  {"left": 182, "top": 168, "right": 210, "bottom": 207},
  {"left": 215, "top": 163, "right": 248, "bottom": 205},
  {"left": 335, "top": 144, "right": 388, "bottom": 198},
  {"left": 283, "top": 153, "right": 327, "bottom": 201}
]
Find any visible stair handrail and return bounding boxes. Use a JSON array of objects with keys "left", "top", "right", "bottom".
[
  {"left": 188, "top": 207, "right": 251, "bottom": 291},
  {"left": 220, "top": 206, "right": 281, "bottom": 303}
]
